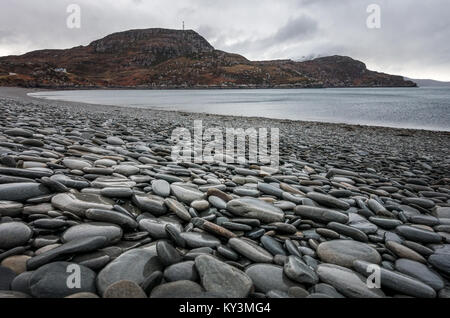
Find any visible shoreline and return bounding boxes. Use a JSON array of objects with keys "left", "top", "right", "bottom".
[{"left": 2, "top": 86, "right": 448, "bottom": 134}]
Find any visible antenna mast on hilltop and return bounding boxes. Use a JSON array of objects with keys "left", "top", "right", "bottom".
[{"left": 182, "top": 21, "right": 185, "bottom": 31}]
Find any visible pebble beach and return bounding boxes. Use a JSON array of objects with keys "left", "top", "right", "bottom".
[{"left": 0, "top": 87, "right": 449, "bottom": 299}]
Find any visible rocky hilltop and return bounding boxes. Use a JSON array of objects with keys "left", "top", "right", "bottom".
[{"left": 0, "top": 28, "right": 416, "bottom": 88}]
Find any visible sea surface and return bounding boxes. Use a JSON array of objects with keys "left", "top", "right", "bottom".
[{"left": 29, "top": 87, "right": 450, "bottom": 131}]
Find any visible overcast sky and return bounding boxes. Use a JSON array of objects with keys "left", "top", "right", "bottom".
[{"left": 1, "top": 0, "right": 450, "bottom": 81}]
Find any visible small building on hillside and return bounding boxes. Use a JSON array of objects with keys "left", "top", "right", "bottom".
[{"left": 54, "top": 68, "right": 67, "bottom": 73}]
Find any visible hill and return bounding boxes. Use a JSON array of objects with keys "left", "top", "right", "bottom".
[{"left": 0, "top": 28, "right": 417, "bottom": 89}]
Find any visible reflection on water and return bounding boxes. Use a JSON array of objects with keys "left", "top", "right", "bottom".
[{"left": 29, "top": 87, "right": 450, "bottom": 131}]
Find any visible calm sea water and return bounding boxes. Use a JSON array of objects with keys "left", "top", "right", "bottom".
[{"left": 29, "top": 87, "right": 450, "bottom": 131}]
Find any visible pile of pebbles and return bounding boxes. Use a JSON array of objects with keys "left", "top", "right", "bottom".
[{"left": 0, "top": 96, "right": 449, "bottom": 298}]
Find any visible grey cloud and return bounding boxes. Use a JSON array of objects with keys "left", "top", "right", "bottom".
[
  {"left": 215, "top": 15, "right": 319, "bottom": 59},
  {"left": 271, "top": 15, "right": 318, "bottom": 44}
]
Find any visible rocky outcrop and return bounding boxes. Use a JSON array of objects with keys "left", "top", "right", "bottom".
[{"left": 0, "top": 28, "right": 416, "bottom": 89}]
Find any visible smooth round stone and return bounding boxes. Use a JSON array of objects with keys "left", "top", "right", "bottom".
[
  {"left": 50, "top": 174, "right": 89, "bottom": 190},
  {"left": 396, "top": 225, "right": 442, "bottom": 244},
  {"left": 384, "top": 231, "right": 403, "bottom": 244},
  {"left": 310, "top": 283, "right": 345, "bottom": 298},
  {"left": 288, "top": 286, "right": 310, "bottom": 298},
  {"left": 261, "top": 235, "right": 287, "bottom": 256},
  {"left": 395, "top": 258, "right": 445, "bottom": 291},
  {"left": 65, "top": 292, "right": 100, "bottom": 298},
  {"left": 307, "top": 293, "right": 334, "bottom": 298},
  {"left": 257, "top": 182, "right": 283, "bottom": 197},
  {"left": 316, "top": 228, "right": 340, "bottom": 239},
  {"left": 4, "top": 128, "right": 33, "bottom": 137},
  {"left": 32, "top": 219, "right": 66, "bottom": 230},
  {"left": 0, "top": 222, "right": 32, "bottom": 250},
  {"left": 51, "top": 193, "right": 114, "bottom": 216},
  {"left": 152, "top": 180, "right": 171, "bottom": 197},
  {"left": 439, "top": 288, "right": 450, "bottom": 298},
  {"left": 285, "top": 239, "right": 302, "bottom": 257},
  {"left": 0, "top": 167, "right": 52, "bottom": 179},
  {"left": 386, "top": 241, "right": 427, "bottom": 263},
  {"left": 79, "top": 255, "right": 111, "bottom": 270},
  {"left": 150, "top": 280, "right": 204, "bottom": 298},
  {"left": 327, "top": 222, "right": 369, "bottom": 242},
  {"left": 96, "top": 246, "right": 163, "bottom": 295},
  {"left": 63, "top": 158, "right": 92, "bottom": 170},
  {"left": 107, "top": 136, "right": 124, "bottom": 145},
  {"left": 94, "top": 159, "right": 117, "bottom": 167},
  {"left": 132, "top": 194, "right": 167, "bottom": 216},
  {"left": 91, "top": 177, "right": 136, "bottom": 188},
  {"left": 233, "top": 168, "right": 258, "bottom": 176},
  {"left": 428, "top": 253, "right": 450, "bottom": 276},
  {"left": 433, "top": 207, "right": 450, "bottom": 219},
  {"left": 272, "top": 222, "right": 297, "bottom": 234},
  {"left": 245, "top": 264, "right": 298, "bottom": 293},
  {"left": 0, "top": 291, "right": 30, "bottom": 298},
  {"left": 10, "top": 271, "right": 33, "bottom": 294},
  {"left": 410, "top": 215, "right": 440, "bottom": 226},
  {"left": 180, "top": 232, "right": 221, "bottom": 249},
  {"left": 139, "top": 217, "right": 183, "bottom": 239},
  {"left": 156, "top": 240, "right": 183, "bottom": 266},
  {"left": 353, "top": 260, "right": 436, "bottom": 298},
  {"left": 403, "top": 240, "right": 435, "bottom": 257},
  {"left": 402, "top": 198, "right": 435, "bottom": 209},
  {"left": 23, "top": 202, "right": 53, "bottom": 216},
  {"left": 23, "top": 161, "right": 46, "bottom": 169},
  {"left": 367, "top": 199, "right": 389, "bottom": 215},
  {"left": 347, "top": 213, "right": 378, "bottom": 234},
  {"left": 222, "top": 221, "right": 252, "bottom": 232},
  {"left": 1, "top": 255, "right": 31, "bottom": 274},
  {"left": 0, "top": 266, "right": 16, "bottom": 290},
  {"left": 0, "top": 201, "right": 23, "bottom": 217},
  {"left": 191, "top": 200, "right": 210, "bottom": 211},
  {"left": 369, "top": 217, "right": 403, "bottom": 230},
  {"left": 114, "top": 165, "right": 139, "bottom": 176},
  {"left": 30, "top": 262, "right": 96, "bottom": 298},
  {"left": 229, "top": 238, "right": 273, "bottom": 263},
  {"left": 0, "top": 183, "right": 50, "bottom": 201},
  {"left": 226, "top": 197, "right": 285, "bottom": 223},
  {"left": 141, "top": 270, "right": 163, "bottom": 294},
  {"left": 85, "top": 209, "right": 138, "bottom": 229},
  {"left": 284, "top": 256, "right": 319, "bottom": 285},
  {"left": 26, "top": 236, "right": 108, "bottom": 271},
  {"left": 164, "top": 198, "right": 191, "bottom": 221},
  {"left": 100, "top": 187, "right": 133, "bottom": 198},
  {"left": 103, "top": 280, "right": 147, "bottom": 298},
  {"left": 62, "top": 222, "right": 123, "bottom": 244},
  {"left": 164, "top": 261, "right": 198, "bottom": 282},
  {"left": 274, "top": 201, "right": 296, "bottom": 211},
  {"left": 294, "top": 205, "right": 349, "bottom": 224},
  {"left": 35, "top": 244, "right": 61, "bottom": 255},
  {"left": 195, "top": 255, "right": 253, "bottom": 298},
  {"left": 306, "top": 192, "right": 350, "bottom": 210},
  {"left": 233, "top": 187, "right": 260, "bottom": 197},
  {"left": 317, "top": 240, "right": 381, "bottom": 268},
  {"left": 171, "top": 184, "right": 205, "bottom": 204},
  {"left": 217, "top": 245, "right": 240, "bottom": 261},
  {"left": 208, "top": 196, "right": 227, "bottom": 210},
  {"left": 317, "top": 264, "right": 385, "bottom": 298}
]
